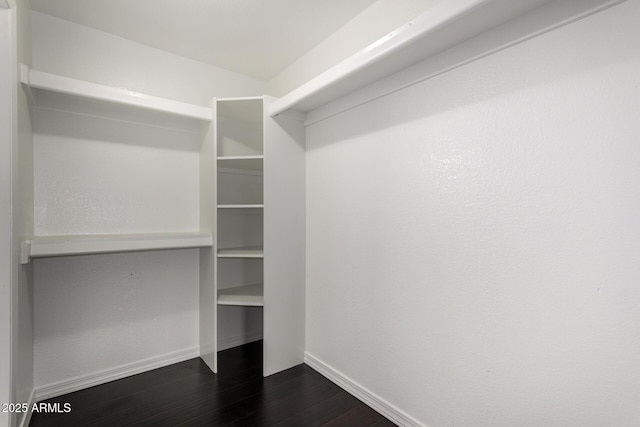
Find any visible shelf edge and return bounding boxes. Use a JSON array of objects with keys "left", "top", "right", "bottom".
[
  {"left": 217, "top": 155, "right": 264, "bottom": 160},
  {"left": 217, "top": 246, "right": 264, "bottom": 258},
  {"left": 217, "top": 204, "right": 264, "bottom": 209},
  {"left": 217, "top": 254, "right": 264, "bottom": 259},
  {"left": 270, "top": 0, "right": 622, "bottom": 117},
  {"left": 217, "top": 300, "right": 264, "bottom": 307},
  {"left": 22, "top": 65, "right": 212, "bottom": 121},
  {"left": 269, "top": 0, "right": 493, "bottom": 116},
  {"left": 26, "top": 232, "right": 213, "bottom": 261}
]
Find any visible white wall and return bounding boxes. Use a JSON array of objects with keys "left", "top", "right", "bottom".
[
  {"left": 266, "top": 0, "right": 442, "bottom": 96},
  {"left": 305, "top": 1, "right": 640, "bottom": 426},
  {"left": 32, "top": 108, "right": 201, "bottom": 236},
  {"left": 33, "top": 251, "right": 200, "bottom": 390},
  {"left": 31, "top": 12, "right": 266, "bottom": 105},
  {"left": 30, "top": 13, "right": 268, "bottom": 395}
]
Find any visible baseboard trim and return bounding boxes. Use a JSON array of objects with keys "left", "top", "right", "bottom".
[
  {"left": 34, "top": 333, "right": 264, "bottom": 401},
  {"left": 17, "top": 388, "right": 35, "bottom": 427},
  {"left": 218, "top": 331, "right": 263, "bottom": 351},
  {"left": 304, "top": 352, "right": 424, "bottom": 427},
  {"left": 34, "top": 346, "right": 200, "bottom": 401}
]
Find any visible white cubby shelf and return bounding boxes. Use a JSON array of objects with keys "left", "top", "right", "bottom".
[
  {"left": 217, "top": 246, "right": 264, "bottom": 258},
  {"left": 217, "top": 204, "right": 264, "bottom": 209},
  {"left": 217, "top": 284, "right": 264, "bottom": 307},
  {"left": 22, "top": 232, "right": 213, "bottom": 263}
]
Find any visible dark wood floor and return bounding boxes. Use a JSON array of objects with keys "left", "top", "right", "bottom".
[{"left": 30, "top": 341, "right": 395, "bottom": 426}]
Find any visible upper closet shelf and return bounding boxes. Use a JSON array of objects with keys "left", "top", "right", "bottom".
[
  {"left": 21, "top": 232, "right": 213, "bottom": 264},
  {"left": 20, "top": 65, "right": 212, "bottom": 126},
  {"left": 269, "top": 0, "right": 621, "bottom": 117}
]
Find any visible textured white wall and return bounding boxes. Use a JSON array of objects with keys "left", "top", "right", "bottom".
[
  {"left": 32, "top": 108, "right": 201, "bottom": 236},
  {"left": 305, "top": 1, "right": 640, "bottom": 426},
  {"left": 33, "top": 250, "right": 199, "bottom": 388}
]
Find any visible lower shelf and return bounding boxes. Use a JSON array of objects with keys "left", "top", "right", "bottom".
[
  {"left": 23, "top": 232, "right": 213, "bottom": 263},
  {"left": 217, "top": 283, "right": 264, "bottom": 307}
]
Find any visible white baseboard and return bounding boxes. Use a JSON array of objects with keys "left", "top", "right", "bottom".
[
  {"left": 34, "top": 346, "right": 200, "bottom": 401},
  {"left": 17, "top": 388, "right": 35, "bottom": 427},
  {"left": 304, "top": 352, "right": 424, "bottom": 427},
  {"left": 33, "top": 333, "right": 264, "bottom": 402},
  {"left": 218, "top": 331, "right": 263, "bottom": 351}
]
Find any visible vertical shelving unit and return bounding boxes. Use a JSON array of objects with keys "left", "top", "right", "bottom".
[
  {"left": 214, "top": 97, "right": 265, "bottom": 372},
  {"left": 202, "top": 96, "right": 305, "bottom": 376}
]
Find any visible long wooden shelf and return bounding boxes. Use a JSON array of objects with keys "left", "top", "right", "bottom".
[
  {"left": 20, "top": 65, "right": 212, "bottom": 126},
  {"left": 217, "top": 246, "right": 264, "bottom": 258},
  {"left": 22, "top": 232, "right": 213, "bottom": 263},
  {"left": 217, "top": 284, "right": 264, "bottom": 307},
  {"left": 269, "top": 0, "right": 622, "bottom": 117}
]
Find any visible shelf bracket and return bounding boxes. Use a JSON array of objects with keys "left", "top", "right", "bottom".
[
  {"left": 19, "top": 64, "right": 35, "bottom": 105},
  {"left": 20, "top": 240, "right": 31, "bottom": 265}
]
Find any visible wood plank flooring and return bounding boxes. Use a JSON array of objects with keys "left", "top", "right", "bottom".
[{"left": 30, "top": 341, "right": 395, "bottom": 426}]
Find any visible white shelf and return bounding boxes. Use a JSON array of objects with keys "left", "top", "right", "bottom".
[
  {"left": 217, "top": 156, "right": 264, "bottom": 172},
  {"left": 217, "top": 246, "right": 264, "bottom": 258},
  {"left": 269, "top": 0, "right": 620, "bottom": 116},
  {"left": 217, "top": 284, "right": 264, "bottom": 307},
  {"left": 217, "top": 204, "right": 264, "bottom": 209},
  {"left": 217, "top": 155, "right": 264, "bottom": 160},
  {"left": 23, "top": 232, "right": 213, "bottom": 263},
  {"left": 21, "top": 65, "right": 212, "bottom": 126}
]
